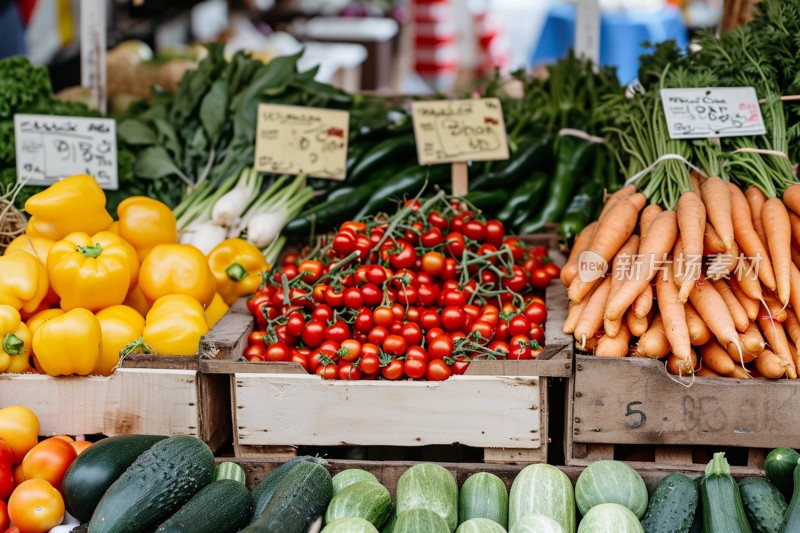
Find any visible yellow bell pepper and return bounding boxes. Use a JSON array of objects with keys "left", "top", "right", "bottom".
[
  {"left": 47, "top": 231, "right": 139, "bottom": 311},
  {"left": 117, "top": 197, "right": 178, "bottom": 261},
  {"left": 207, "top": 239, "right": 268, "bottom": 306},
  {"left": 4, "top": 235, "right": 54, "bottom": 264},
  {"left": 32, "top": 308, "right": 101, "bottom": 376},
  {"left": 139, "top": 244, "right": 216, "bottom": 306},
  {"left": 95, "top": 305, "right": 145, "bottom": 376},
  {"left": 205, "top": 293, "right": 229, "bottom": 329},
  {"left": 0, "top": 306, "right": 32, "bottom": 373},
  {"left": 123, "top": 283, "right": 151, "bottom": 317},
  {"left": 24, "top": 174, "right": 113, "bottom": 241},
  {"left": 6, "top": 354, "right": 35, "bottom": 374},
  {"left": 26, "top": 309, "right": 64, "bottom": 333},
  {"left": 0, "top": 251, "right": 49, "bottom": 314},
  {"left": 143, "top": 295, "right": 209, "bottom": 356}
]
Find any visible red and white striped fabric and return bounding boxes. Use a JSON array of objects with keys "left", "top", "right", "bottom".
[{"left": 412, "top": 0, "right": 457, "bottom": 90}]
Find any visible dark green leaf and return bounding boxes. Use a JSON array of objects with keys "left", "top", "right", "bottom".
[
  {"left": 117, "top": 119, "right": 157, "bottom": 146},
  {"left": 200, "top": 77, "right": 229, "bottom": 146},
  {"left": 134, "top": 146, "right": 183, "bottom": 180}
]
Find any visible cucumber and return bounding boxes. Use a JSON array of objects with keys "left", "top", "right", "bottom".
[
  {"left": 738, "top": 477, "right": 786, "bottom": 533},
  {"left": 765, "top": 448, "right": 799, "bottom": 500},
  {"left": 88, "top": 435, "right": 215, "bottom": 533},
  {"left": 249, "top": 455, "right": 322, "bottom": 523},
  {"left": 509, "top": 464, "right": 576, "bottom": 533},
  {"left": 780, "top": 463, "right": 800, "bottom": 533},
  {"left": 641, "top": 473, "right": 698, "bottom": 533},
  {"left": 396, "top": 463, "right": 458, "bottom": 532},
  {"left": 332, "top": 469, "right": 381, "bottom": 495},
  {"left": 241, "top": 459, "right": 333, "bottom": 533},
  {"left": 322, "top": 517, "right": 380, "bottom": 533},
  {"left": 510, "top": 513, "right": 565, "bottom": 533},
  {"left": 325, "top": 480, "right": 391, "bottom": 528},
  {"left": 393, "top": 508, "right": 450, "bottom": 533},
  {"left": 62, "top": 434, "right": 166, "bottom": 523},
  {"left": 459, "top": 472, "right": 508, "bottom": 528},
  {"left": 455, "top": 518, "right": 508, "bottom": 533},
  {"left": 155, "top": 479, "right": 252, "bottom": 533},
  {"left": 700, "top": 453, "right": 752, "bottom": 533},
  {"left": 213, "top": 462, "right": 246, "bottom": 484}
]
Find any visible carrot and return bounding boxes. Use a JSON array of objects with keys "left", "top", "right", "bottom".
[
  {"left": 784, "top": 308, "right": 800, "bottom": 356},
  {"left": 583, "top": 334, "right": 599, "bottom": 353},
  {"left": 703, "top": 222, "right": 726, "bottom": 255},
  {"left": 755, "top": 349, "right": 787, "bottom": 379},
  {"left": 793, "top": 246, "right": 800, "bottom": 269},
  {"left": 690, "top": 170, "right": 704, "bottom": 193},
  {"left": 677, "top": 191, "right": 706, "bottom": 303},
  {"left": 573, "top": 277, "right": 612, "bottom": 349},
  {"left": 788, "top": 209, "right": 800, "bottom": 250},
  {"left": 626, "top": 308, "right": 650, "bottom": 337},
  {"left": 656, "top": 269, "right": 691, "bottom": 360},
  {"left": 695, "top": 367, "right": 722, "bottom": 378},
  {"left": 782, "top": 182, "right": 800, "bottom": 217},
  {"left": 700, "top": 176, "right": 735, "bottom": 249},
  {"left": 735, "top": 256, "right": 764, "bottom": 302},
  {"left": 711, "top": 279, "right": 749, "bottom": 333},
  {"left": 685, "top": 302, "right": 713, "bottom": 346},
  {"left": 561, "top": 221, "right": 598, "bottom": 287},
  {"left": 729, "top": 182, "right": 777, "bottom": 291},
  {"left": 728, "top": 277, "right": 760, "bottom": 320},
  {"left": 757, "top": 314, "right": 797, "bottom": 378},
  {"left": 567, "top": 195, "right": 644, "bottom": 304},
  {"left": 700, "top": 340, "right": 736, "bottom": 376},
  {"left": 603, "top": 235, "right": 641, "bottom": 337},
  {"left": 564, "top": 300, "right": 589, "bottom": 335},
  {"left": 605, "top": 210, "right": 677, "bottom": 321},
  {"left": 746, "top": 186, "right": 770, "bottom": 249},
  {"left": 706, "top": 242, "right": 739, "bottom": 281},
  {"left": 688, "top": 280, "right": 746, "bottom": 367},
  {"left": 598, "top": 184, "right": 637, "bottom": 220},
  {"left": 762, "top": 292, "right": 788, "bottom": 323},
  {"left": 595, "top": 322, "right": 631, "bottom": 357},
  {"left": 635, "top": 315, "right": 669, "bottom": 358},
  {"left": 666, "top": 350, "right": 699, "bottom": 376},
  {"left": 639, "top": 204, "right": 663, "bottom": 243},
  {"left": 762, "top": 197, "right": 792, "bottom": 308},
  {"left": 671, "top": 237, "right": 685, "bottom": 286},
  {"left": 726, "top": 322, "right": 764, "bottom": 363},
  {"left": 730, "top": 365, "right": 751, "bottom": 379}
]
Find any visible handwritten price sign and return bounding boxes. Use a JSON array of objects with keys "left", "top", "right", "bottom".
[
  {"left": 14, "top": 114, "right": 118, "bottom": 189},
  {"left": 254, "top": 104, "right": 349, "bottom": 180},
  {"left": 411, "top": 98, "right": 510, "bottom": 165},
  {"left": 660, "top": 87, "right": 767, "bottom": 139}
]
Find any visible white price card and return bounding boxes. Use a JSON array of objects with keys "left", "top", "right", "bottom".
[
  {"left": 411, "top": 98, "right": 510, "bottom": 165},
  {"left": 660, "top": 87, "right": 767, "bottom": 139},
  {"left": 254, "top": 104, "right": 350, "bottom": 181},
  {"left": 14, "top": 114, "right": 118, "bottom": 190}
]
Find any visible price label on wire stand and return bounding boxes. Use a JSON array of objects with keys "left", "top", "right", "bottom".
[
  {"left": 254, "top": 104, "right": 350, "bottom": 180},
  {"left": 14, "top": 114, "right": 118, "bottom": 190},
  {"left": 660, "top": 87, "right": 767, "bottom": 139}
]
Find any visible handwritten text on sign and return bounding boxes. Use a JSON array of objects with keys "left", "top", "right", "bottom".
[
  {"left": 14, "top": 114, "right": 118, "bottom": 190},
  {"left": 660, "top": 87, "right": 767, "bottom": 139},
  {"left": 255, "top": 104, "right": 349, "bottom": 180},
  {"left": 411, "top": 98, "right": 510, "bottom": 165}
]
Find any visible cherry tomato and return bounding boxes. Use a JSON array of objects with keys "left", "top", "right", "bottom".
[
  {"left": 502, "top": 237, "right": 526, "bottom": 262},
  {"left": 366, "top": 265, "right": 388, "bottom": 285},
  {"left": 311, "top": 304, "right": 334, "bottom": 323},
  {"left": 273, "top": 324, "right": 294, "bottom": 345},
  {"left": 247, "top": 292, "right": 273, "bottom": 329},
  {"left": 480, "top": 269, "right": 498, "bottom": 288},
  {"left": 381, "top": 359, "right": 405, "bottom": 380},
  {"left": 298, "top": 260, "right": 324, "bottom": 283},
  {"left": 354, "top": 234, "right": 372, "bottom": 259},
  {"left": 340, "top": 339, "right": 362, "bottom": 362},
  {"left": 426, "top": 327, "right": 445, "bottom": 344},
  {"left": 485, "top": 219, "right": 505, "bottom": 245},
  {"left": 471, "top": 320, "right": 495, "bottom": 342},
  {"left": 445, "top": 232, "right": 465, "bottom": 258},
  {"left": 428, "top": 336, "right": 454, "bottom": 360},
  {"left": 416, "top": 284, "right": 439, "bottom": 307},
  {"left": 317, "top": 363, "right": 338, "bottom": 380},
  {"left": 368, "top": 326, "right": 389, "bottom": 346},
  {"left": 396, "top": 285, "right": 418, "bottom": 306},
  {"left": 0, "top": 439, "right": 15, "bottom": 469},
  {"left": 373, "top": 306, "right": 394, "bottom": 327},
  {"left": 0, "top": 500, "right": 8, "bottom": 531},
  {"left": 532, "top": 245, "right": 548, "bottom": 258},
  {"left": 382, "top": 335, "right": 408, "bottom": 357},
  {"left": 359, "top": 353, "right": 380, "bottom": 375},
  {"left": 8, "top": 479, "right": 64, "bottom": 533},
  {"left": 530, "top": 268, "right": 552, "bottom": 289},
  {"left": 543, "top": 262, "right": 561, "bottom": 279},
  {"left": 332, "top": 232, "right": 355, "bottom": 257},
  {"left": 440, "top": 258, "right": 459, "bottom": 280},
  {"left": 439, "top": 289, "right": 466, "bottom": 308},
  {"left": 282, "top": 251, "right": 300, "bottom": 266},
  {"left": 510, "top": 335, "right": 533, "bottom": 360},
  {"left": 265, "top": 342, "right": 291, "bottom": 362},
  {"left": 354, "top": 308, "right": 375, "bottom": 333},
  {"left": 301, "top": 320, "right": 326, "bottom": 348},
  {"left": 502, "top": 265, "right": 528, "bottom": 293},
  {"left": 290, "top": 350, "right": 310, "bottom": 372},
  {"left": 243, "top": 344, "right": 266, "bottom": 361},
  {"left": 390, "top": 303, "right": 406, "bottom": 322},
  {"left": 325, "top": 320, "right": 351, "bottom": 344},
  {"left": 477, "top": 243, "right": 498, "bottom": 264},
  {"left": 404, "top": 358, "right": 427, "bottom": 379},
  {"left": 341, "top": 220, "right": 367, "bottom": 234},
  {"left": 324, "top": 287, "right": 345, "bottom": 308},
  {"left": 450, "top": 358, "right": 470, "bottom": 375},
  {"left": 421, "top": 251, "right": 445, "bottom": 276},
  {"left": 426, "top": 359, "right": 452, "bottom": 381},
  {"left": 450, "top": 214, "right": 466, "bottom": 234},
  {"left": 343, "top": 287, "right": 364, "bottom": 309},
  {"left": 401, "top": 323, "right": 424, "bottom": 346},
  {"left": 488, "top": 340, "right": 510, "bottom": 358},
  {"left": 21, "top": 437, "right": 77, "bottom": 492},
  {"left": 523, "top": 257, "right": 542, "bottom": 273},
  {"left": 464, "top": 304, "right": 481, "bottom": 321},
  {"left": 462, "top": 220, "right": 487, "bottom": 242},
  {"left": 358, "top": 283, "right": 382, "bottom": 307},
  {"left": 406, "top": 345, "right": 429, "bottom": 364},
  {"left": 387, "top": 241, "right": 418, "bottom": 270},
  {"left": 524, "top": 301, "right": 547, "bottom": 325},
  {"left": 0, "top": 465, "right": 12, "bottom": 500},
  {"left": 285, "top": 311, "right": 306, "bottom": 338},
  {"left": 494, "top": 319, "right": 510, "bottom": 342},
  {"left": 338, "top": 362, "right": 363, "bottom": 380},
  {"left": 441, "top": 306, "right": 466, "bottom": 331},
  {"left": 508, "top": 315, "right": 532, "bottom": 337},
  {"left": 529, "top": 325, "right": 545, "bottom": 345}
]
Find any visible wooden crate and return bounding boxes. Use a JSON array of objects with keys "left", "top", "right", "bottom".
[
  {"left": 204, "top": 277, "right": 573, "bottom": 462},
  {"left": 0, "top": 310, "right": 249, "bottom": 452},
  {"left": 565, "top": 353, "right": 796, "bottom": 475}
]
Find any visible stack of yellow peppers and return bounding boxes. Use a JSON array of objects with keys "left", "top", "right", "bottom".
[{"left": 0, "top": 174, "right": 269, "bottom": 377}]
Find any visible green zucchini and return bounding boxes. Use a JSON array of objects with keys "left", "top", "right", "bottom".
[
  {"left": 765, "top": 448, "right": 799, "bottom": 500},
  {"left": 323, "top": 517, "right": 380, "bottom": 533},
  {"left": 700, "top": 452, "right": 752, "bottom": 533},
  {"left": 459, "top": 472, "right": 508, "bottom": 528},
  {"left": 325, "top": 480, "right": 391, "bottom": 528},
  {"left": 249, "top": 455, "right": 321, "bottom": 524},
  {"left": 738, "top": 477, "right": 786, "bottom": 533},
  {"left": 88, "top": 435, "right": 216, "bottom": 533},
  {"left": 213, "top": 462, "right": 246, "bottom": 484},
  {"left": 392, "top": 508, "right": 450, "bottom": 533},
  {"left": 348, "top": 134, "right": 417, "bottom": 185},
  {"left": 241, "top": 459, "right": 333, "bottom": 533},
  {"left": 641, "top": 473, "right": 698, "bottom": 533},
  {"left": 332, "top": 469, "right": 381, "bottom": 495},
  {"left": 61, "top": 434, "right": 166, "bottom": 523},
  {"left": 396, "top": 463, "right": 458, "bottom": 532},
  {"left": 155, "top": 479, "right": 252, "bottom": 533},
  {"left": 353, "top": 164, "right": 450, "bottom": 221},
  {"left": 780, "top": 463, "right": 800, "bottom": 532}
]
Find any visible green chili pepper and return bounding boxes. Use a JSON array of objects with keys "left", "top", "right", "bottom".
[{"left": 469, "top": 133, "right": 553, "bottom": 191}]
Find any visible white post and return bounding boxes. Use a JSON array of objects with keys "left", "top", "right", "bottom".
[
  {"left": 575, "top": 0, "right": 601, "bottom": 65},
  {"left": 80, "top": 0, "right": 107, "bottom": 114}
]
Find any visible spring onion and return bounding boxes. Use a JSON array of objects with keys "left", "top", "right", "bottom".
[{"left": 211, "top": 168, "right": 263, "bottom": 228}]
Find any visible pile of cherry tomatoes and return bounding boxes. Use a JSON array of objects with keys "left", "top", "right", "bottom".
[{"left": 244, "top": 192, "right": 560, "bottom": 381}]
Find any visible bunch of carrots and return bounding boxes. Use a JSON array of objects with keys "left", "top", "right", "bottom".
[{"left": 559, "top": 173, "right": 800, "bottom": 380}]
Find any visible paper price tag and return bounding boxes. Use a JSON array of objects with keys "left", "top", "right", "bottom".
[
  {"left": 660, "top": 87, "right": 767, "bottom": 139},
  {"left": 14, "top": 114, "right": 118, "bottom": 190},
  {"left": 254, "top": 104, "right": 350, "bottom": 180},
  {"left": 411, "top": 98, "right": 510, "bottom": 165}
]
